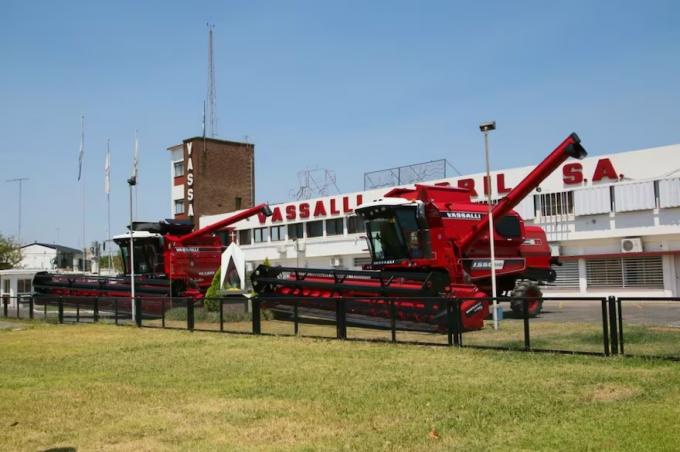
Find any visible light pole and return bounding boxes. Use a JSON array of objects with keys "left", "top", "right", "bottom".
[
  {"left": 479, "top": 121, "right": 498, "bottom": 330},
  {"left": 127, "top": 175, "right": 137, "bottom": 323}
]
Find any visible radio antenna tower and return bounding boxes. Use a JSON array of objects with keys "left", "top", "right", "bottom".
[
  {"left": 290, "top": 168, "right": 341, "bottom": 200},
  {"left": 5, "top": 177, "right": 29, "bottom": 245},
  {"left": 206, "top": 23, "right": 217, "bottom": 137}
]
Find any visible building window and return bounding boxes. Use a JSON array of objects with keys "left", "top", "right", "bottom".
[
  {"left": 353, "top": 257, "right": 372, "bottom": 268},
  {"left": 216, "top": 230, "right": 236, "bottom": 246},
  {"left": 586, "top": 256, "right": 663, "bottom": 289},
  {"left": 347, "top": 216, "right": 365, "bottom": 234},
  {"left": 288, "top": 223, "right": 304, "bottom": 240},
  {"left": 271, "top": 225, "right": 285, "bottom": 242},
  {"left": 326, "top": 218, "right": 344, "bottom": 236},
  {"left": 174, "top": 161, "right": 185, "bottom": 177},
  {"left": 552, "top": 260, "right": 579, "bottom": 288},
  {"left": 174, "top": 199, "right": 185, "bottom": 215},
  {"left": 535, "top": 191, "right": 573, "bottom": 217},
  {"left": 586, "top": 258, "right": 622, "bottom": 288},
  {"left": 621, "top": 256, "right": 663, "bottom": 288},
  {"left": 235, "top": 197, "right": 242, "bottom": 210},
  {"left": 253, "top": 227, "right": 269, "bottom": 243},
  {"left": 238, "top": 229, "right": 251, "bottom": 245},
  {"left": 2, "top": 279, "right": 9, "bottom": 294},
  {"left": 306, "top": 220, "right": 323, "bottom": 238},
  {"left": 17, "top": 279, "right": 32, "bottom": 294}
]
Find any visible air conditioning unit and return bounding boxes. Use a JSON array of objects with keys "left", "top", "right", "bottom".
[{"left": 621, "top": 237, "right": 643, "bottom": 253}]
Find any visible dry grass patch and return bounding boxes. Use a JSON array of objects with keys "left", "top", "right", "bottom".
[{"left": 587, "top": 383, "right": 641, "bottom": 402}]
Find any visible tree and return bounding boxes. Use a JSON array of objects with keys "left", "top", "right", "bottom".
[
  {"left": 0, "top": 234, "right": 21, "bottom": 270},
  {"left": 99, "top": 251, "right": 124, "bottom": 273}
]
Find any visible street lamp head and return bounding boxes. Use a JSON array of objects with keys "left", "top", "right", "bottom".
[
  {"left": 127, "top": 176, "right": 137, "bottom": 186},
  {"left": 479, "top": 121, "right": 496, "bottom": 132}
]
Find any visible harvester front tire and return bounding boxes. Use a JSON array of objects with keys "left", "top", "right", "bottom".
[{"left": 510, "top": 281, "right": 543, "bottom": 317}]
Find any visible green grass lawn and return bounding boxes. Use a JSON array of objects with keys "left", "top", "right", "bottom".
[{"left": 1, "top": 321, "right": 680, "bottom": 451}]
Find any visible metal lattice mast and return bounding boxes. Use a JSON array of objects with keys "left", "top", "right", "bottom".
[
  {"left": 5, "top": 177, "right": 29, "bottom": 244},
  {"left": 207, "top": 23, "right": 217, "bottom": 137}
]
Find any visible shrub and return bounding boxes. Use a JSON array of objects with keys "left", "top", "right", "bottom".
[{"left": 204, "top": 268, "right": 221, "bottom": 312}]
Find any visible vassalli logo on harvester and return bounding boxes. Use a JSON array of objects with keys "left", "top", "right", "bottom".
[{"left": 441, "top": 211, "right": 483, "bottom": 220}]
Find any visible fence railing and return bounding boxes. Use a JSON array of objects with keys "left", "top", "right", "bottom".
[{"left": 2, "top": 294, "right": 679, "bottom": 360}]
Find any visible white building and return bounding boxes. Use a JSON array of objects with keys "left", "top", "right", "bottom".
[
  {"left": 200, "top": 143, "right": 680, "bottom": 297},
  {"left": 19, "top": 242, "right": 83, "bottom": 271},
  {"left": 0, "top": 243, "right": 83, "bottom": 305}
]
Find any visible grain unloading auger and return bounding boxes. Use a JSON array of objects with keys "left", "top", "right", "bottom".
[{"left": 252, "top": 133, "right": 587, "bottom": 331}]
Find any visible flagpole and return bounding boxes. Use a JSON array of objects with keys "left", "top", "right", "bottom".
[
  {"left": 106, "top": 139, "right": 112, "bottom": 272},
  {"left": 80, "top": 115, "right": 86, "bottom": 272}
]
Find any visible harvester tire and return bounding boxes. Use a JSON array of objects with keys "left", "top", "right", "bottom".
[{"left": 510, "top": 281, "right": 543, "bottom": 317}]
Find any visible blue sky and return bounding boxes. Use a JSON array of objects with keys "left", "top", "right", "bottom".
[{"left": 1, "top": 0, "right": 679, "bottom": 248}]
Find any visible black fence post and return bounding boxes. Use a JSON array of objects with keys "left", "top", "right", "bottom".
[
  {"left": 608, "top": 295, "right": 619, "bottom": 355},
  {"left": 161, "top": 299, "right": 165, "bottom": 328},
  {"left": 390, "top": 300, "right": 397, "bottom": 343},
  {"left": 601, "top": 298, "right": 610, "bottom": 356},
  {"left": 2, "top": 296, "right": 8, "bottom": 318},
  {"left": 43, "top": 301, "right": 47, "bottom": 320},
  {"left": 293, "top": 299, "right": 299, "bottom": 336},
  {"left": 58, "top": 297, "right": 64, "bottom": 324},
  {"left": 523, "top": 298, "right": 531, "bottom": 351},
  {"left": 29, "top": 295, "right": 34, "bottom": 320},
  {"left": 135, "top": 297, "right": 142, "bottom": 327},
  {"left": 616, "top": 298, "right": 624, "bottom": 355},
  {"left": 114, "top": 298, "right": 119, "bottom": 325},
  {"left": 336, "top": 298, "right": 347, "bottom": 340},
  {"left": 252, "top": 298, "right": 261, "bottom": 334},
  {"left": 16, "top": 296, "right": 21, "bottom": 319},
  {"left": 219, "top": 298, "right": 224, "bottom": 333},
  {"left": 186, "top": 299, "right": 194, "bottom": 331},
  {"left": 93, "top": 298, "right": 99, "bottom": 323},
  {"left": 454, "top": 299, "right": 462, "bottom": 346},
  {"left": 76, "top": 300, "right": 80, "bottom": 323},
  {"left": 446, "top": 299, "right": 454, "bottom": 346}
]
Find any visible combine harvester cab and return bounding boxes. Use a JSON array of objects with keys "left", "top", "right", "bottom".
[{"left": 252, "top": 133, "right": 587, "bottom": 332}]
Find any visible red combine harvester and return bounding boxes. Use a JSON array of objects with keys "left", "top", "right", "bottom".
[
  {"left": 33, "top": 203, "right": 272, "bottom": 307},
  {"left": 252, "top": 133, "right": 587, "bottom": 331}
]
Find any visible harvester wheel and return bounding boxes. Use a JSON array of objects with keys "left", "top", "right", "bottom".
[{"left": 510, "top": 281, "right": 543, "bottom": 317}]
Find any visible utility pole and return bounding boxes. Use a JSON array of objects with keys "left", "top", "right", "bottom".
[
  {"left": 6, "top": 177, "right": 29, "bottom": 245},
  {"left": 128, "top": 174, "right": 137, "bottom": 323}
]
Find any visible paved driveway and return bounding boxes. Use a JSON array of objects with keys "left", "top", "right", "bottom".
[{"left": 504, "top": 299, "right": 680, "bottom": 327}]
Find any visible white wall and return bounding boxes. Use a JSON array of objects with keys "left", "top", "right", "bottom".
[
  {"left": 0, "top": 270, "right": 38, "bottom": 306},
  {"left": 19, "top": 244, "right": 57, "bottom": 270}
]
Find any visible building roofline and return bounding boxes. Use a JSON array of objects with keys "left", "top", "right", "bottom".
[
  {"left": 165, "top": 137, "right": 254, "bottom": 151},
  {"left": 21, "top": 242, "right": 82, "bottom": 255}
]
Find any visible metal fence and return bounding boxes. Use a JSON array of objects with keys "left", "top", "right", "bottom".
[{"left": 2, "top": 294, "right": 679, "bottom": 361}]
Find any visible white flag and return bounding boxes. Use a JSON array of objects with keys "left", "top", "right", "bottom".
[{"left": 104, "top": 140, "right": 111, "bottom": 194}]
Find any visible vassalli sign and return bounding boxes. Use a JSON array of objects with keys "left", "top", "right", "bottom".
[{"left": 257, "top": 195, "right": 364, "bottom": 225}]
